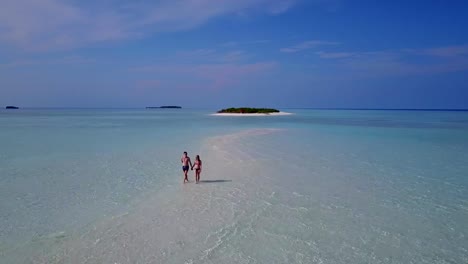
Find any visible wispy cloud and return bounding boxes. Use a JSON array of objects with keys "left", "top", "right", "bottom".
[
  {"left": 175, "top": 49, "right": 218, "bottom": 59},
  {"left": 315, "top": 51, "right": 356, "bottom": 59},
  {"left": 266, "top": 0, "right": 296, "bottom": 14},
  {"left": 0, "top": 55, "right": 94, "bottom": 69},
  {"left": 0, "top": 0, "right": 297, "bottom": 51},
  {"left": 175, "top": 49, "right": 249, "bottom": 63},
  {"left": 314, "top": 45, "right": 468, "bottom": 77},
  {"left": 136, "top": 79, "right": 161, "bottom": 87},
  {"left": 132, "top": 61, "right": 277, "bottom": 90},
  {"left": 409, "top": 45, "right": 468, "bottom": 57},
  {"left": 280, "top": 40, "right": 339, "bottom": 53},
  {"left": 220, "top": 40, "right": 270, "bottom": 47},
  {"left": 222, "top": 50, "right": 249, "bottom": 62}
]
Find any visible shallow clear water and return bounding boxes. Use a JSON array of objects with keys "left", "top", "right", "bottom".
[{"left": 0, "top": 109, "right": 467, "bottom": 263}]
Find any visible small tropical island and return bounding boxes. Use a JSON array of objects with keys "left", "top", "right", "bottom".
[
  {"left": 218, "top": 107, "right": 279, "bottom": 114},
  {"left": 146, "top": 106, "right": 182, "bottom": 109},
  {"left": 214, "top": 107, "right": 291, "bottom": 116},
  {"left": 5, "top": 106, "right": 19, "bottom": 109}
]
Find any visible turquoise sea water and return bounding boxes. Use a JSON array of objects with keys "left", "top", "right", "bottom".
[{"left": 1, "top": 109, "right": 467, "bottom": 263}]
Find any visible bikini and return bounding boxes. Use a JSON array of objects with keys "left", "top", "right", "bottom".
[{"left": 194, "top": 161, "right": 201, "bottom": 171}]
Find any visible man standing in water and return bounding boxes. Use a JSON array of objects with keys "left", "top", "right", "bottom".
[{"left": 181, "top": 151, "right": 193, "bottom": 183}]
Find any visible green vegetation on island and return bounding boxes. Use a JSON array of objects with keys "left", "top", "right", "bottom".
[
  {"left": 6, "top": 106, "right": 19, "bottom": 109},
  {"left": 217, "top": 107, "right": 280, "bottom": 114},
  {"left": 146, "top": 106, "right": 182, "bottom": 109}
]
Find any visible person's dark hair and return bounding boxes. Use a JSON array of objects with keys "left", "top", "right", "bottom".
[
  {"left": 184, "top": 151, "right": 187, "bottom": 155},
  {"left": 196, "top": 155, "right": 200, "bottom": 161}
]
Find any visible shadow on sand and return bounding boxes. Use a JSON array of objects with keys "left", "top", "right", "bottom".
[{"left": 199, "top": 180, "right": 232, "bottom": 183}]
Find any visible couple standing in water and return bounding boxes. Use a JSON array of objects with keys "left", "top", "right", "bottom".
[{"left": 181, "top": 151, "right": 202, "bottom": 183}]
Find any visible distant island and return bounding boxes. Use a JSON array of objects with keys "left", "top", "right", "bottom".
[
  {"left": 217, "top": 107, "right": 280, "bottom": 114},
  {"left": 5, "top": 106, "right": 19, "bottom": 109},
  {"left": 146, "top": 106, "right": 182, "bottom": 109}
]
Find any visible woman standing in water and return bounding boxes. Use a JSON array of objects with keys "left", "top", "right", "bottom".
[{"left": 192, "top": 155, "right": 202, "bottom": 183}]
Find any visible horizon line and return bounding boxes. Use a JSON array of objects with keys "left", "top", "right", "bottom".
[{"left": 2, "top": 107, "right": 468, "bottom": 112}]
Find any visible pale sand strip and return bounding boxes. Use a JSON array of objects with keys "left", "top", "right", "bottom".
[{"left": 211, "top": 112, "right": 293, "bottom": 116}]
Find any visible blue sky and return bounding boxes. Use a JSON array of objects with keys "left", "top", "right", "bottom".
[{"left": 1, "top": 0, "right": 467, "bottom": 108}]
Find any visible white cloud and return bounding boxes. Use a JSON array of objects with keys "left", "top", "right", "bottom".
[
  {"left": 315, "top": 51, "right": 355, "bottom": 59},
  {"left": 267, "top": 0, "right": 296, "bottom": 14},
  {"left": 280, "top": 40, "right": 339, "bottom": 53},
  {"left": 0, "top": 55, "right": 94, "bottom": 69},
  {"left": 220, "top": 40, "right": 270, "bottom": 47},
  {"left": 131, "top": 61, "right": 277, "bottom": 90},
  {"left": 314, "top": 46, "right": 468, "bottom": 77},
  {"left": 174, "top": 49, "right": 249, "bottom": 63},
  {"left": 412, "top": 45, "right": 468, "bottom": 57},
  {"left": 176, "top": 49, "right": 218, "bottom": 58},
  {"left": 222, "top": 50, "right": 249, "bottom": 62},
  {"left": 0, "top": 0, "right": 298, "bottom": 51}
]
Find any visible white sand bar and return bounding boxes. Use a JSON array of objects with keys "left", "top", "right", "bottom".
[{"left": 211, "top": 111, "right": 293, "bottom": 116}]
